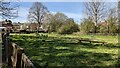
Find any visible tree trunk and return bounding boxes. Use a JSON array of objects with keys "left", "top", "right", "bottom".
[
  {"left": 37, "top": 22, "right": 41, "bottom": 33},
  {"left": 94, "top": 19, "right": 97, "bottom": 33},
  {"left": 94, "top": 25, "right": 97, "bottom": 33},
  {"left": 95, "top": 12, "right": 97, "bottom": 33}
]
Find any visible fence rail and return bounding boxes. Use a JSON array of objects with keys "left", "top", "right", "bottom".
[
  {"left": 8, "top": 43, "right": 35, "bottom": 68},
  {"left": 2, "top": 32, "right": 36, "bottom": 68}
]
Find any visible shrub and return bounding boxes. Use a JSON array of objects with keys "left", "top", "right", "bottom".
[
  {"left": 58, "top": 19, "right": 79, "bottom": 34},
  {"left": 80, "top": 18, "right": 95, "bottom": 34}
]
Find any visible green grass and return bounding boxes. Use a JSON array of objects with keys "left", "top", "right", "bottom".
[
  {"left": 11, "top": 33, "right": 118, "bottom": 44},
  {"left": 10, "top": 33, "right": 119, "bottom": 67},
  {"left": 43, "top": 33, "right": 118, "bottom": 44}
]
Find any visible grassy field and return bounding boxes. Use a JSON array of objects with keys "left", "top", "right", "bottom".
[
  {"left": 10, "top": 33, "right": 119, "bottom": 67},
  {"left": 11, "top": 33, "right": 118, "bottom": 44}
]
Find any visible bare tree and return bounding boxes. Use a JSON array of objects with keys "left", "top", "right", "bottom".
[
  {"left": 118, "top": 1, "right": 120, "bottom": 34},
  {"left": 107, "top": 7, "right": 118, "bottom": 34},
  {"left": 0, "top": 1, "right": 19, "bottom": 19},
  {"left": 42, "top": 13, "right": 53, "bottom": 31},
  {"left": 28, "top": 2, "right": 49, "bottom": 30},
  {"left": 84, "top": 1, "right": 107, "bottom": 33}
]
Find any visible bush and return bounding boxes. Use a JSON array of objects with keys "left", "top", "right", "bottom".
[
  {"left": 58, "top": 25, "right": 72, "bottom": 34},
  {"left": 47, "top": 12, "right": 79, "bottom": 34},
  {"left": 80, "top": 18, "right": 95, "bottom": 34},
  {"left": 58, "top": 19, "right": 79, "bottom": 34}
]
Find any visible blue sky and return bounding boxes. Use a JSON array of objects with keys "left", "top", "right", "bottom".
[{"left": 10, "top": 2, "right": 84, "bottom": 23}]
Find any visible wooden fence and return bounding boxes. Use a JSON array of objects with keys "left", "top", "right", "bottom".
[
  {"left": 2, "top": 32, "right": 36, "bottom": 68},
  {"left": 8, "top": 43, "right": 36, "bottom": 68},
  {"left": 77, "top": 38, "right": 107, "bottom": 44}
]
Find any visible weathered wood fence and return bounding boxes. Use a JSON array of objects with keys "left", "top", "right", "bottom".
[
  {"left": 60, "top": 37, "right": 107, "bottom": 44},
  {"left": 77, "top": 38, "right": 107, "bottom": 44},
  {"left": 2, "top": 31, "right": 36, "bottom": 68},
  {"left": 8, "top": 43, "right": 35, "bottom": 68}
]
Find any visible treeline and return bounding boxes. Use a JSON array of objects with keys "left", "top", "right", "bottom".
[
  {"left": 44, "top": 12, "right": 80, "bottom": 34},
  {"left": 80, "top": 18, "right": 118, "bottom": 35},
  {"left": 80, "top": 2, "right": 118, "bottom": 35},
  {"left": 28, "top": 2, "right": 118, "bottom": 35},
  {"left": 27, "top": 2, "right": 79, "bottom": 34},
  {"left": 43, "top": 12, "right": 118, "bottom": 35}
]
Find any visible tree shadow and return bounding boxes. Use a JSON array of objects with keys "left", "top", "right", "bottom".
[
  {"left": 11, "top": 35, "right": 119, "bottom": 67},
  {"left": 103, "top": 43, "right": 120, "bottom": 49}
]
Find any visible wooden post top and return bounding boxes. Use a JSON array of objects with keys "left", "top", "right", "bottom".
[{"left": 0, "top": 27, "right": 6, "bottom": 33}]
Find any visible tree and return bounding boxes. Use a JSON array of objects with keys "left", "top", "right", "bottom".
[
  {"left": 54, "top": 12, "right": 68, "bottom": 23},
  {"left": 47, "top": 12, "right": 79, "bottom": 34},
  {"left": 118, "top": 1, "right": 120, "bottom": 34},
  {"left": 58, "top": 18, "right": 79, "bottom": 34},
  {"left": 84, "top": 1, "right": 107, "bottom": 33},
  {"left": 98, "top": 22, "right": 108, "bottom": 34},
  {"left": 107, "top": 18, "right": 117, "bottom": 34},
  {"left": 0, "top": 1, "right": 19, "bottom": 19},
  {"left": 107, "top": 7, "right": 117, "bottom": 34},
  {"left": 5, "top": 19, "right": 12, "bottom": 24},
  {"left": 80, "top": 18, "right": 95, "bottom": 34},
  {"left": 48, "top": 12, "right": 68, "bottom": 32},
  {"left": 42, "top": 13, "right": 53, "bottom": 31},
  {"left": 28, "top": 2, "right": 49, "bottom": 30}
]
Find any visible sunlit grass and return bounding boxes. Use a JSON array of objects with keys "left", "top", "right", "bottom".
[
  {"left": 10, "top": 33, "right": 119, "bottom": 67},
  {"left": 10, "top": 33, "right": 118, "bottom": 44}
]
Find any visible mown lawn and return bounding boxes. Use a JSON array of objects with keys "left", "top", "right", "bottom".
[{"left": 10, "top": 33, "right": 119, "bottom": 67}]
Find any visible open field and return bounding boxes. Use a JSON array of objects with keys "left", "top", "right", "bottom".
[
  {"left": 11, "top": 33, "right": 118, "bottom": 44},
  {"left": 10, "top": 33, "right": 119, "bottom": 67}
]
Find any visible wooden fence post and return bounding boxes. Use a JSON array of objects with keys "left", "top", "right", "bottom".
[
  {"left": 6, "top": 33, "right": 10, "bottom": 62},
  {"left": 2, "top": 32, "right": 7, "bottom": 63},
  {"left": 16, "top": 48, "right": 23, "bottom": 68},
  {"left": 1, "top": 30, "right": 5, "bottom": 64},
  {"left": 8, "top": 42, "right": 12, "bottom": 67},
  {"left": 7, "top": 34, "right": 14, "bottom": 68}
]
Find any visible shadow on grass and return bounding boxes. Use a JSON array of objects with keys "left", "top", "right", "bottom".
[{"left": 11, "top": 35, "right": 119, "bottom": 67}]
